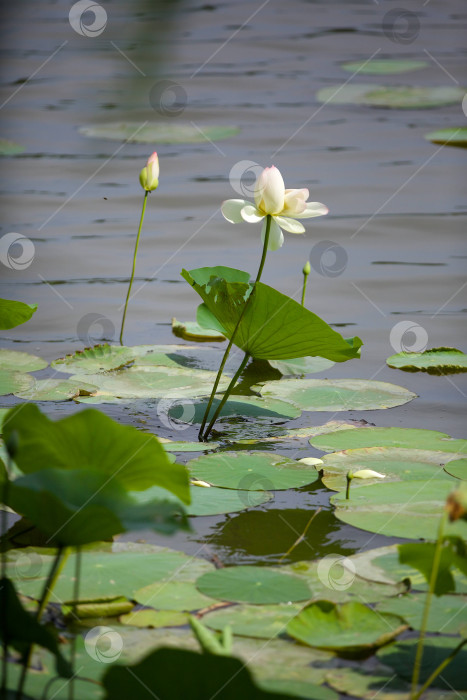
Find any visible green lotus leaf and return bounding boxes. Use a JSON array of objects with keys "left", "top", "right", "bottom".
[
  {"left": 182, "top": 266, "right": 362, "bottom": 362},
  {"left": 79, "top": 122, "right": 240, "bottom": 144},
  {"left": 172, "top": 318, "right": 226, "bottom": 342},
  {"left": 387, "top": 347, "right": 467, "bottom": 374},
  {"left": 169, "top": 395, "right": 301, "bottom": 424},
  {"left": 341, "top": 59, "right": 428, "bottom": 74},
  {"left": 14, "top": 378, "right": 98, "bottom": 401},
  {"left": 268, "top": 356, "right": 335, "bottom": 376},
  {"left": 134, "top": 581, "right": 215, "bottom": 612},
  {"left": 376, "top": 593, "right": 467, "bottom": 634},
  {"left": 316, "top": 84, "right": 464, "bottom": 109},
  {"left": 310, "top": 426, "right": 467, "bottom": 454},
  {"left": 287, "top": 600, "right": 407, "bottom": 655},
  {"left": 0, "top": 138, "right": 25, "bottom": 155},
  {"left": 196, "top": 566, "right": 311, "bottom": 604},
  {"left": 203, "top": 603, "right": 305, "bottom": 639},
  {"left": 0, "top": 297, "right": 37, "bottom": 330},
  {"left": 120, "top": 609, "right": 189, "bottom": 628},
  {"left": 256, "top": 378, "right": 416, "bottom": 411},
  {"left": 425, "top": 127, "right": 467, "bottom": 147},
  {"left": 0, "top": 349, "right": 47, "bottom": 372},
  {"left": 445, "top": 458, "right": 467, "bottom": 479},
  {"left": 0, "top": 369, "right": 35, "bottom": 396}
]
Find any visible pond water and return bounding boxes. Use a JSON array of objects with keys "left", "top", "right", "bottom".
[{"left": 1, "top": 0, "right": 466, "bottom": 566}]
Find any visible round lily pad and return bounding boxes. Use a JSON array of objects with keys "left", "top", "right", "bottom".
[
  {"left": 444, "top": 458, "right": 467, "bottom": 480},
  {"left": 287, "top": 600, "right": 407, "bottom": 655},
  {"left": 172, "top": 319, "right": 226, "bottom": 342},
  {"left": 316, "top": 84, "right": 464, "bottom": 109},
  {"left": 376, "top": 593, "right": 467, "bottom": 634},
  {"left": 320, "top": 447, "right": 457, "bottom": 491},
  {"left": 425, "top": 127, "right": 467, "bottom": 148},
  {"left": 187, "top": 451, "right": 320, "bottom": 491},
  {"left": 325, "top": 666, "right": 413, "bottom": 700},
  {"left": 14, "top": 379, "right": 97, "bottom": 401},
  {"left": 203, "top": 603, "right": 305, "bottom": 639},
  {"left": 310, "top": 426, "right": 467, "bottom": 455},
  {"left": 387, "top": 347, "right": 467, "bottom": 374},
  {"left": 258, "top": 678, "right": 338, "bottom": 700},
  {"left": 331, "top": 479, "right": 467, "bottom": 540},
  {"left": 268, "top": 356, "right": 335, "bottom": 376},
  {"left": 79, "top": 122, "right": 240, "bottom": 144},
  {"left": 196, "top": 566, "right": 311, "bottom": 604},
  {"left": 0, "top": 370, "right": 35, "bottom": 396},
  {"left": 170, "top": 395, "right": 301, "bottom": 423},
  {"left": 163, "top": 440, "right": 220, "bottom": 453},
  {"left": 0, "top": 349, "right": 47, "bottom": 372},
  {"left": 256, "top": 378, "right": 416, "bottom": 411},
  {"left": 341, "top": 59, "right": 428, "bottom": 74},
  {"left": 134, "top": 581, "right": 215, "bottom": 611},
  {"left": 120, "top": 609, "right": 189, "bottom": 628},
  {"left": 70, "top": 365, "right": 230, "bottom": 399},
  {"left": 0, "top": 138, "right": 25, "bottom": 155}
]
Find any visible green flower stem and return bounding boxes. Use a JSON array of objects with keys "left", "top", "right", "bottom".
[
  {"left": 16, "top": 547, "right": 70, "bottom": 700},
  {"left": 412, "top": 637, "right": 467, "bottom": 700},
  {"left": 301, "top": 270, "right": 309, "bottom": 307},
  {"left": 68, "top": 547, "right": 81, "bottom": 700},
  {"left": 198, "top": 215, "right": 272, "bottom": 440},
  {"left": 345, "top": 472, "right": 353, "bottom": 500},
  {"left": 203, "top": 353, "right": 251, "bottom": 440},
  {"left": 410, "top": 510, "right": 447, "bottom": 699},
  {"left": 119, "top": 190, "right": 149, "bottom": 346},
  {"left": 1, "top": 476, "right": 10, "bottom": 699}
]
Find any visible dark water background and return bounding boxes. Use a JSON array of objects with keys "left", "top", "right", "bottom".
[{"left": 0, "top": 0, "right": 466, "bottom": 565}]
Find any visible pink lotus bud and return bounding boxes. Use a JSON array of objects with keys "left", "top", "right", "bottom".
[
  {"left": 139, "top": 152, "right": 159, "bottom": 192},
  {"left": 254, "top": 166, "right": 285, "bottom": 215}
]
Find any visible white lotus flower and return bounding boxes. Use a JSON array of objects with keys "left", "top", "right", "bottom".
[
  {"left": 221, "top": 166, "right": 328, "bottom": 251},
  {"left": 352, "top": 469, "right": 386, "bottom": 479}
]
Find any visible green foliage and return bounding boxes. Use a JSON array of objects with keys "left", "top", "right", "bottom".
[
  {"left": 387, "top": 347, "right": 467, "bottom": 374},
  {"left": 0, "top": 298, "right": 37, "bottom": 330},
  {"left": 398, "top": 538, "right": 467, "bottom": 595}
]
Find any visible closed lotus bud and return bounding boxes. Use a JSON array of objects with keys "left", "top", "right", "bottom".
[
  {"left": 303, "top": 261, "right": 311, "bottom": 275},
  {"left": 139, "top": 152, "right": 159, "bottom": 192},
  {"left": 352, "top": 469, "right": 386, "bottom": 479}
]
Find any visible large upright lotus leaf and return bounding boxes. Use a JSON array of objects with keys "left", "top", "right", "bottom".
[
  {"left": 0, "top": 369, "right": 35, "bottom": 396},
  {"left": 268, "top": 356, "right": 335, "bottom": 376},
  {"left": 445, "top": 458, "right": 467, "bottom": 479},
  {"left": 387, "top": 347, "right": 467, "bottom": 374},
  {"left": 102, "top": 647, "right": 295, "bottom": 700},
  {"left": 316, "top": 84, "right": 464, "bottom": 109},
  {"left": 331, "top": 479, "right": 467, "bottom": 540},
  {"left": 7, "top": 543, "right": 213, "bottom": 601},
  {"left": 131, "top": 483, "right": 272, "bottom": 516},
  {"left": 287, "top": 601, "right": 407, "bottom": 655},
  {"left": 70, "top": 365, "right": 231, "bottom": 399},
  {"left": 378, "top": 637, "right": 467, "bottom": 689},
  {"left": 320, "top": 447, "right": 457, "bottom": 491},
  {"left": 203, "top": 603, "right": 305, "bottom": 639},
  {"left": 169, "top": 395, "right": 301, "bottom": 424},
  {"left": 425, "top": 127, "right": 467, "bottom": 148},
  {"left": 5, "top": 467, "right": 189, "bottom": 546},
  {"left": 134, "top": 581, "right": 216, "bottom": 611},
  {"left": 3, "top": 403, "right": 190, "bottom": 499},
  {"left": 14, "top": 378, "right": 98, "bottom": 401},
  {"left": 310, "top": 426, "right": 467, "bottom": 455},
  {"left": 80, "top": 122, "right": 240, "bottom": 144},
  {"left": 0, "top": 349, "right": 47, "bottom": 372},
  {"left": 341, "top": 59, "right": 428, "bottom": 74},
  {"left": 376, "top": 593, "right": 467, "bottom": 634},
  {"left": 345, "top": 545, "right": 467, "bottom": 593},
  {"left": 196, "top": 566, "right": 311, "bottom": 604},
  {"left": 0, "top": 297, "right": 37, "bottom": 330},
  {"left": 187, "top": 451, "right": 320, "bottom": 491},
  {"left": 257, "top": 378, "right": 416, "bottom": 411},
  {"left": 182, "top": 267, "right": 362, "bottom": 362}
]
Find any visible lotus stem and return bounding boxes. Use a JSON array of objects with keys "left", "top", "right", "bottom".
[
  {"left": 202, "top": 353, "right": 250, "bottom": 440},
  {"left": 68, "top": 547, "right": 81, "bottom": 700},
  {"left": 119, "top": 190, "right": 149, "bottom": 346},
  {"left": 301, "top": 261, "right": 311, "bottom": 306}
]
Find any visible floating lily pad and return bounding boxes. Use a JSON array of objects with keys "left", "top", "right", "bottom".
[
  {"left": 203, "top": 603, "right": 305, "bottom": 639},
  {"left": 445, "top": 458, "right": 467, "bottom": 480},
  {"left": 120, "top": 609, "right": 189, "bottom": 628},
  {"left": 132, "top": 483, "right": 272, "bottom": 516},
  {"left": 268, "top": 356, "right": 335, "bottom": 376},
  {"left": 163, "top": 440, "right": 220, "bottom": 453},
  {"left": 7, "top": 543, "right": 214, "bottom": 601},
  {"left": 0, "top": 349, "right": 47, "bottom": 372},
  {"left": 376, "top": 593, "right": 467, "bottom": 634},
  {"left": 256, "top": 378, "right": 416, "bottom": 411},
  {"left": 425, "top": 127, "right": 467, "bottom": 147},
  {"left": 187, "top": 451, "right": 320, "bottom": 491},
  {"left": 134, "top": 581, "right": 215, "bottom": 611},
  {"left": 310, "top": 426, "right": 467, "bottom": 455},
  {"left": 342, "top": 59, "right": 428, "bottom": 74},
  {"left": 172, "top": 318, "right": 226, "bottom": 342},
  {"left": 62, "top": 597, "right": 133, "bottom": 620},
  {"left": 0, "top": 369, "right": 35, "bottom": 396},
  {"left": 69, "top": 365, "right": 230, "bottom": 399},
  {"left": 79, "top": 122, "right": 240, "bottom": 144},
  {"left": 257, "top": 678, "right": 338, "bottom": 700},
  {"left": 387, "top": 347, "right": 467, "bottom": 374},
  {"left": 196, "top": 566, "right": 311, "bottom": 604},
  {"left": 316, "top": 84, "right": 464, "bottom": 109},
  {"left": 287, "top": 600, "right": 407, "bottom": 655},
  {"left": 320, "top": 447, "right": 458, "bottom": 492},
  {"left": 14, "top": 378, "right": 97, "bottom": 401},
  {"left": 0, "top": 137, "right": 25, "bottom": 155},
  {"left": 331, "top": 480, "right": 467, "bottom": 540},
  {"left": 378, "top": 636, "right": 467, "bottom": 689},
  {"left": 325, "top": 666, "right": 414, "bottom": 700},
  {"left": 170, "top": 395, "right": 301, "bottom": 424},
  {"left": 0, "top": 297, "right": 37, "bottom": 330}
]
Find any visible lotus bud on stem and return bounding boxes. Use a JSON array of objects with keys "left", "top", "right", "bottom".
[
  {"left": 345, "top": 471, "right": 353, "bottom": 500},
  {"left": 301, "top": 260, "right": 311, "bottom": 306}
]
